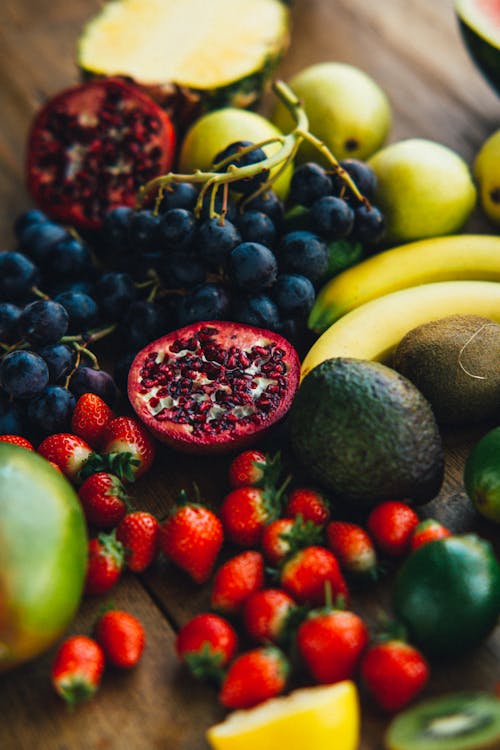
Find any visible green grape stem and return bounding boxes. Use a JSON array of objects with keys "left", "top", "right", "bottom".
[{"left": 136, "top": 80, "right": 370, "bottom": 218}]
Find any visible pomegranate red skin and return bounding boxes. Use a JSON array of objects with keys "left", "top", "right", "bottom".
[
  {"left": 26, "top": 77, "right": 176, "bottom": 230},
  {"left": 127, "top": 321, "right": 300, "bottom": 455}
]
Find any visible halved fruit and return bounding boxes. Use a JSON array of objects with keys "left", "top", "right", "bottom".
[
  {"left": 78, "top": 0, "right": 290, "bottom": 120},
  {"left": 207, "top": 681, "right": 359, "bottom": 750},
  {"left": 455, "top": 0, "right": 500, "bottom": 94}
]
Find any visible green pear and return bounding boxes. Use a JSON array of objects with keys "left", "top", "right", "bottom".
[
  {"left": 271, "top": 62, "right": 391, "bottom": 164},
  {"left": 369, "top": 138, "right": 477, "bottom": 243}
]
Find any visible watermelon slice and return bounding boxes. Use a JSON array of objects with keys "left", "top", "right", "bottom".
[{"left": 455, "top": 0, "right": 500, "bottom": 95}]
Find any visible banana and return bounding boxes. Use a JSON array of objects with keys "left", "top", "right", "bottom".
[
  {"left": 309, "top": 234, "right": 500, "bottom": 333},
  {"left": 301, "top": 280, "right": 500, "bottom": 380}
]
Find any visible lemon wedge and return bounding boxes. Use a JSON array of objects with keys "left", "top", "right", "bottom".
[{"left": 207, "top": 680, "right": 359, "bottom": 750}]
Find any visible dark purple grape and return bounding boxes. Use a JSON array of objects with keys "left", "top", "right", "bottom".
[
  {"left": 197, "top": 218, "right": 241, "bottom": 268},
  {"left": 122, "top": 300, "right": 169, "bottom": 350},
  {"left": 352, "top": 204, "right": 386, "bottom": 244},
  {"left": 309, "top": 196, "right": 355, "bottom": 240},
  {"left": 114, "top": 351, "right": 137, "bottom": 396},
  {"left": 68, "top": 366, "right": 118, "bottom": 407},
  {"left": 177, "top": 283, "right": 231, "bottom": 326},
  {"left": 0, "top": 303, "right": 22, "bottom": 343},
  {"left": 18, "top": 299, "right": 69, "bottom": 346},
  {"left": 26, "top": 386, "right": 76, "bottom": 437},
  {"left": 0, "top": 398, "right": 24, "bottom": 435},
  {"left": 289, "top": 163, "right": 332, "bottom": 207},
  {"left": 158, "top": 209, "right": 197, "bottom": 253},
  {"left": 0, "top": 252, "right": 39, "bottom": 301},
  {"left": 45, "top": 236, "right": 92, "bottom": 279},
  {"left": 278, "top": 231, "right": 329, "bottom": 285},
  {"left": 161, "top": 252, "right": 206, "bottom": 289},
  {"left": 100, "top": 206, "right": 134, "bottom": 256},
  {"left": 38, "top": 343, "right": 76, "bottom": 383},
  {"left": 228, "top": 242, "right": 278, "bottom": 292},
  {"left": 213, "top": 141, "right": 269, "bottom": 195},
  {"left": 94, "top": 272, "right": 136, "bottom": 321},
  {"left": 239, "top": 190, "right": 284, "bottom": 228},
  {"left": 54, "top": 291, "right": 99, "bottom": 334},
  {"left": 19, "top": 222, "right": 69, "bottom": 265},
  {"left": 339, "top": 159, "right": 378, "bottom": 199},
  {"left": 13, "top": 209, "right": 49, "bottom": 240},
  {"left": 236, "top": 211, "right": 277, "bottom": 248},
  {"left": 158, "top": 182, "right": 198, "bottom": 212},
  {"left": 232, "top": 294, "right": 281, "bottom": 330},
  {"left": 273, "top": 274, "right": 316, "bottom": 318},
  {"left": 128, "top": 210, "right": 161, "bottom": 253},
  {"left": 0, "top": 350, "right": 49, "bottom": 400}
]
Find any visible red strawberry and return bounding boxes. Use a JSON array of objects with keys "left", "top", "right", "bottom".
[
  {"left": 52, "top": 635, "right": 105, "bottom": 706},
  {"left": 116, "top": 511, "right": 160, "bottom": 572},
  {"left": 71, "top": 393, "right": 114, "bottom": 449},
  {"left": 243, "top": 588, "right": 297, "bottom": 645},
  {"left": 261, "top": 516, "right": 323, "bottom": 566},
  {"left": 361, "top": 639, "right": 430, "bottom": 712},
  {"left": 367, "top": 501, "right": 419, "bottom": 557},
  {"left": 94, "top": 609, "right": 145, "bottom": 668},
  {"left": 159, "top": 493, "right": 223, "bottom": 583},
  {"left": 297, "top": 603, "right": 369, "bottom": 684},
  {"left": 326, "top": 521, "right": 378, "bottom": 579},
  {"left": 0, "top": 434, "right": 34, "bottom": 450},
  {"left": 228, "top": 449, "right": 267, "bottom": 489},
  {"left": 78, "top": 472, "right": 130, "bottom": 528},
  {"left": 410, "top": 518, "right": 451, "bottom": 551},
  {"left": 38, "top": 432, "right": 92, "bottom": 482},
  {"left": 82, "top": 416, "right": 156, "bottom": 483},
  {"left": 219, "top": 646, "right": 289, "bottom": 709},
  {"left": 85, "top": 531, "right": 125, "bottom": 595},
  {"left": 280, "top": 546, "right": 349, "bottom": 606},
  {"left": 284, "top": 487, "right": 331, "bottom": 527},
  {"left": 211, "top": 550, "right": 264, "bottom": 615},
  {"left": 176, "top": 613, "right": 238, "bottom": 681}
]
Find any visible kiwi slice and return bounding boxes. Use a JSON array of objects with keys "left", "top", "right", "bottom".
[{"left": 385, "top": 692, "right": 500, "bottom": 750}]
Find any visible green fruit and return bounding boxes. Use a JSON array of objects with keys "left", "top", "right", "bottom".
[
  {"left": 393, "top": 314, "right": 500, "bottom": 426},
  {"left": 473, "top": 129, "right": 500, "bottom": 226},
  {"left": 464, "top": 427, "right": 500, "bottom": 523},
  {"left": 368, "top": 138, "right": 477, "bottom": 243},
  {"left": 394, "top": 534, "right": 500, "bottom": 658},
  {"left": 288, "top": 357, "right": 444, "bottom": 508},
  {"left": 0, "top": 445, "right": 87, "bottom": 672},
  {"left": 385, "top": 691, "right": 500, "bottom": 750},
  {"left": 178, "top": 107, "right": 292, "bottom": 200},
  {"left": 271, "top": 62, "right": 391, "bottom": 164},
  {"left": 455, "top": 0, "right": 500, "bottom": 96},
  {"left": 78, "top": 0, "right": 290, "bottom": 118}
]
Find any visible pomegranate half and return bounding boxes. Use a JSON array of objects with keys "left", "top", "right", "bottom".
[{"left": 127, "top": 321, "right": 300, "bottom": 454}]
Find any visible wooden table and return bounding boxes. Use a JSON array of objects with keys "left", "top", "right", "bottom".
[{"left": 1, "top": 1, "right": 499, "bottom": 748}]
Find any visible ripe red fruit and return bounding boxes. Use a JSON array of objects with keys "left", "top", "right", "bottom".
[
  {"left": 71, "top": 393, "right": 114, "bottom": 449},
  {"left": 219, "top": 647, "right": 289, "bottom": 709},
  {"left": 280, "top": 546, "right": 349, "bottom": 606},
  {"left": 221, "top": 478, "right": 290, "bottom": 547},
  {"left": 0, "top": 434, "right": 34, "bottom": 450},
  {"left": 116, "top": 511, "right": 160, "bottom": 572},
  {"left": 367, "top": 501, "right": 420, "bottom": 556},
  {"left": 176, "top": 613, "right": 238, "bottom": 680},
  {"left": 52, "top": 635, "right": 105, "bottom": 706},
  {"left": 228, "top": 449, "right": 267, "bottom": 489},
  {"left": 85, "top": 531, "right": 125, "bottom": 595},
  {"left": 261, "top": 516, "right": 323, "bottom": 566},
  {"left": 361, "top": 639, "right": 430, "bottom": 712},
  {"left": 78, "top": 472, "right": 130, "bottom": 528},
  {"left": 95, "top": 610, "right": 145, "bottom": 669},
  {"left": 211, "top": 550, "right": 265, "bottom": 615},
  {"left": 127, "top": 322, "right": 300, "bottom": 455},
  {"left": 27, "top": 78, "right": 176, "bottom": 230},
  {"left": 297, "top": 608, "right": 369, "bottom": 684},
  {"left": 100, "top": 416, "right": 156, "bottom": 481},
  {"left": 243, "top": 588, "right": 297, "bottom": 645},
  {"left": 38, "top": 432, "right": 92, "bottom": 482},
  {"left": 410, "top": 518, "right": 451, "bottom": 551},
  {"left": 326, "top": 521, "right": 378, "bottom": 578},
  {"left": 160, "top": 497, "right": 223, "bottom": 584},
  {"left": 284, "top": 487, "right": 331, "bottom": 526}
]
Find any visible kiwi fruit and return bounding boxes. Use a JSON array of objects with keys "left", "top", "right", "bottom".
[
  {"left": 385, "top": 691, "right": 500, "bottom": 750},
  {"left": 392, "top": 314, "right": 500, "bottom": 426}
]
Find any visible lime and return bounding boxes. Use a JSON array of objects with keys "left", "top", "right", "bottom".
[
  {"left": 464, "top": 427, "right": 500, "bottom": 522},
  {"left": 0, "top": 445, "right": 87, "bottom": 672}
]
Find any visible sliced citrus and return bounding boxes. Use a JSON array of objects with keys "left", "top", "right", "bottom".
[{"left": 207, "top": 680, "right": 359, "bottom": 750}]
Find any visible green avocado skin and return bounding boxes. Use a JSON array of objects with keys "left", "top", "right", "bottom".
[
  {"left": 289, "top": 358, "right": 444, "bottom": 506},
  {"left": 394, "top": 534, "right": 500, "bottom": 658},
  {"left": 458, "top": 18, "right": 500, "bottom": 96},
  {"left": 464, "top": 427, "right": 500, "bottom": 522}
]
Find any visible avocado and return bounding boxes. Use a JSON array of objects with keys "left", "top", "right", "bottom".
[
  {"left": 288, "top": 357, "right": 444, "bottom": 507},
  {"left": 385, "top": 691, "right": 500, "bottom": 750},
  {"left": 392, "top": 314, "right": 500, "bottom": 426}
]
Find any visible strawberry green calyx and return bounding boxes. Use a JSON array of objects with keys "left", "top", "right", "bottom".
[
  {"left": 279, "top": 514, "right": 324, "bottom": 556},
  {"left": 58, "top": 676, "right": 98, "bottom": 709},
  {"left": 98, "top": 529, "right": 126, "bottom": 568},
  {"left": 183, "top": 643, "right": 226, "bottom": 685},
  {"left": 80, "top": 451, "right": 141, "bottom": 483}
]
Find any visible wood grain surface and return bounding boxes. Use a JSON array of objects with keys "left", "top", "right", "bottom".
[{"left": 0, "top": 1, "right": 499, "bottom": 749}]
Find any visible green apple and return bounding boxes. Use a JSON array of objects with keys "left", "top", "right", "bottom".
[
  {"left": 178, "top": 107, "right": 292, "bottom": 200},
  {"left": 271, "top": 62, "right": 391, "bottom": 164},
  {"left": 369, "top": 138, "right": 477, "bottom": 243}
]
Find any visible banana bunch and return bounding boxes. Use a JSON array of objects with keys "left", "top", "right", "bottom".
[
  {"left": 301, "top": 279, "right": 500, "bottom": 381},
  {"left": 309, "top": 234, "right": 500, "bottom": 333}
]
